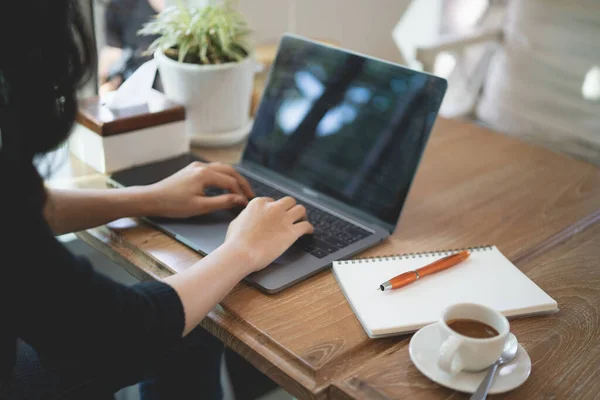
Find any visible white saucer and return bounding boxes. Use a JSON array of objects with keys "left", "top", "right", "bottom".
[
  {"left": 409, "top": 323, "right": 531, "bottom": 394},
  {"left": 190, "top": 119, "right": 254, "bottom": 148}
]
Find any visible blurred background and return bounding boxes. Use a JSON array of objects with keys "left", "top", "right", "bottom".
[
  {"left": 73, "top": 1, "right": 599, "bottom": 399},
  {"left": 82, "top": 0, "right": 600, "bottom": 166}
]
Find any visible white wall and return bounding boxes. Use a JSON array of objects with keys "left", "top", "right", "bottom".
[{"left": 237, "top": 0, "right": 410, "bottom": 63}]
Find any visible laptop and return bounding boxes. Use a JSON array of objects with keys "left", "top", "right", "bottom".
[{"left": 111, "top": 34, "right": 447, "bottom": 293}]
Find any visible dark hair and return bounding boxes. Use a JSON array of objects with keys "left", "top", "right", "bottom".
[
  {"left": 0, "top": 0, "right": 97, "bottom": 210},
  {"left": 0, "top": 0, "right": 96, "bottom": 160}
]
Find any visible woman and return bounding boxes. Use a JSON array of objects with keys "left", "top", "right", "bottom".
[{"left": 0, "top": 1, "right": 312, "bottom": 399}]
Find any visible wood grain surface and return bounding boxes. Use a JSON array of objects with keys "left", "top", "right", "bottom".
[
  {"left": 62, "top": 117, "right": 600, "bottom": 399},
  {"left": 76, "top": 91, "right": 186, "bottom": 136},
  {"left": 332, "top": 221, "right": 600, "bottom": 400}
]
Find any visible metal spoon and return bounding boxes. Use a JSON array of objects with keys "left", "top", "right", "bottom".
[{"left": 470, "top": 333, "right": 519, "bottom": 400}]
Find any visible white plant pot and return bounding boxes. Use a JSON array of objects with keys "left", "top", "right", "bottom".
[{"left": 155, "top": 51, "right": 257, "bottom": 147}]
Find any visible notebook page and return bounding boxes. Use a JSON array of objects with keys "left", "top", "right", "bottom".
[{"left": 333, "top": 247, "right": 557, "bottom": 337}]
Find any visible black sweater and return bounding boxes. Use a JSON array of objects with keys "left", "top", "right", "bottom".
[{"left": 0, "top": 160, "right": 185, "bottom": 381}]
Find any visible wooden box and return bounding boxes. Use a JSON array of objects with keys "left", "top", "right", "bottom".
[{"left": 69, "top": 89, "right": 188, "bottom": 173}]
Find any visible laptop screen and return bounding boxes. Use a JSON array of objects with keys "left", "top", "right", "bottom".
[{"left": 244, "top": 35, "right": 447, "bottom": 230}]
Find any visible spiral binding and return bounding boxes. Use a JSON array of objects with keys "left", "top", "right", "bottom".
[{"left": 336, "top": 245, "right": 494, "bottom": 265}]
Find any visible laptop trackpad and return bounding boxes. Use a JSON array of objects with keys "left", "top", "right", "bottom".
[
  {"left": 149, "top": 210, "right": 234, "bottom": 254},
  {"left": 151, "top": 210, "right": 306, "bottom": 263},
  {"left": 273, "top": 245, "right": 305, "bottom": 264}
]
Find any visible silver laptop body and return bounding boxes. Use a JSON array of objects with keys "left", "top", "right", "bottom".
[{"left": 111, "top": 34, "right": 447, "bottom": 293}]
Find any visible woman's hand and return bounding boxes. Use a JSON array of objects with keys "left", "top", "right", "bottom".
[
  {"left": 164, "top": 196, "right": 313, "bottom": 336},
  {"left": 224, "top": 196, "right": 314, "bottom": 273},
  {"left": 145, "top": 161, "right": 255, "bottom": 218}
]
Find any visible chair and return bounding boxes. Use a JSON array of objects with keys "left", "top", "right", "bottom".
[{"left": 416, "top": 0, "right": 600, "bottom": 165}]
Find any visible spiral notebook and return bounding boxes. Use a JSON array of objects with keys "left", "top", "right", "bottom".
[{"left": 333, "top": 246, "right": 558, "bottom": 338}]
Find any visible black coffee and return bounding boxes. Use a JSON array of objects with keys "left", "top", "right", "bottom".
[{"left": 446, "top": 318, "right": 499, "bottom": 339}]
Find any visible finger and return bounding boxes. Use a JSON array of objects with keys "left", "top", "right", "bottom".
[
  {"left": 209, "top": 163, "right": 255, "bottom": 198},
  {"left": 188, "top": 161, "right": 206, "bottom": 169},
  {"left": 202, "top": 170, "right": 245, "bottom": 196},
  {"left": 293, "top": 221, "right": 314, "bottom": 236},
  {"left": 274, "top": 196, "right": 297, "bottom": 210},
  {"left": 210, "top": 163, "right": 255, "bottom": 198},
  {"left": 286, "top": 205, "right": 307, "bottom": 222},
  {"left": 251, "top": 196, "right": 274, "bottom": 205},
  {"left": 198, "top": 194, "right": 248, "bottom": 214}
]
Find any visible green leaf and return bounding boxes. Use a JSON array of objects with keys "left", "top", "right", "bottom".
[
  {"left": 138, "top": 0, "right": 252, "bottom": 64},
  {"left": 178, "top": 38, "right": 191, "bottom": 62}
]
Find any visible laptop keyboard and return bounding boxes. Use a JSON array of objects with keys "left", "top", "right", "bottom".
[{"left": 236, "top": 175, "right": 372, "bottom": 258}]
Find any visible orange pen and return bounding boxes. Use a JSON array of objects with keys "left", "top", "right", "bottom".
[{"left": 377, "top": 250, "right": 471, "bottom": 291}]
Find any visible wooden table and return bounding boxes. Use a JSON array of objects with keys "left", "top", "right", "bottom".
[
  {"left": 332, "top": 222, "right": 600, "bottom": 400},
  {"left": 54, "top": 118, "right": 600, "bottom": 399}
]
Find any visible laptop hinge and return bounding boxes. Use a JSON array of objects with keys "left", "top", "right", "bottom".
[{"left": 238, "top": 160, "right": 395, "bottom": 233}]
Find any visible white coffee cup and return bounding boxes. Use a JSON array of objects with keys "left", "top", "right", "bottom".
[{"left": 437, "top": 303, "right": 509, "bottom": 375}]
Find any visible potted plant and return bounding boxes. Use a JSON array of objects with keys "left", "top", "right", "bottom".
[{"left": 139, "top": 0, "right": 257, "bottom": 147}]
